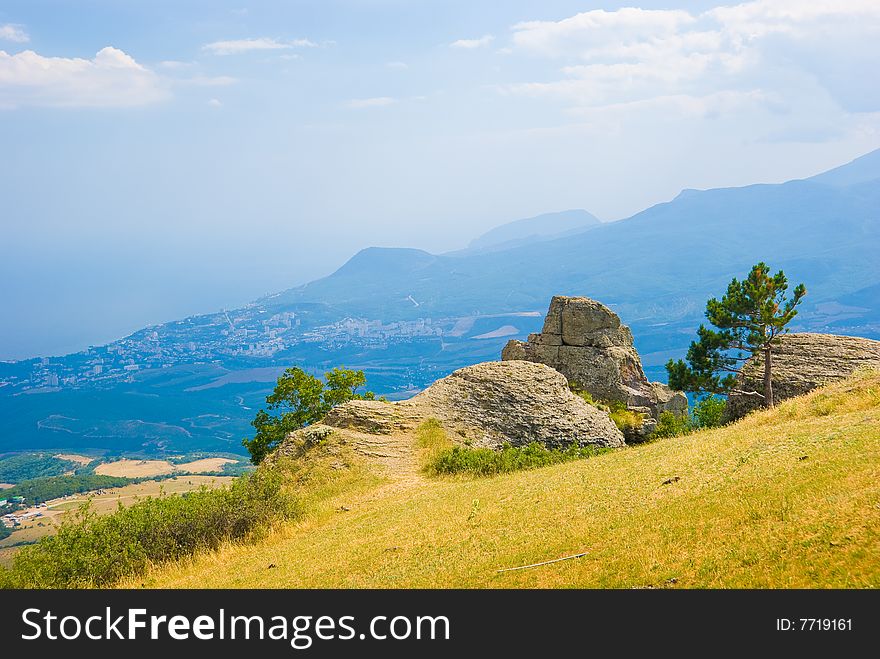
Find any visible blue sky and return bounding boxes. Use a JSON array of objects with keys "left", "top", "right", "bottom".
[{"left": 2, "top": 0, "right": 879, "bottom": 359}]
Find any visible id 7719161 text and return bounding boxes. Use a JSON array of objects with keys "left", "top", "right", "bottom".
[{"left": 776, "top": 618, "right": 853, "bottom": 632}]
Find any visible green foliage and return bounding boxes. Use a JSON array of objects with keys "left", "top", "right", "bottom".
[
  {"left": 650, "top": 411, "right": 693, "bottom": 439},
  {"left": 0, "top": 524, "right": 11, "bottom": 541},
  {"left": 667, "top": 262, "right": 806, "bottom": 401},
  {"left": 0, "top": 468, "right": 300, "bottom": 589},
  {"left": 575, "top": 391, "right": 645, "bottom": 434},
  {"left": 243, "top": 366, "right": 377, "bottom": 465},
  {"left": 427, "top": 441, "right": 609, "bottom": 477},
  {"left": 218, "top": 460, "right": 255, "bottom": 477},
  {"left": 576, "top": 386, "right": 724, "bottom": 439},
  {"left": 1, "top": 474, "right": 131, "bottom": 504},
  {"left": 574, "top": 389, "right": 597, "bottom": 406},
  {"left": 0, "top": 454, "right": 77, "bottom": 484},
  {"left": 692, "top": 396, "right": 727, "bottom": 429}
]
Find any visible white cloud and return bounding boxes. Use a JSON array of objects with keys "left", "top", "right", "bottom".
[
  {"left": 159, "top": 60, "right": 194, "bottom": 70},
  {"left": 207, "top": 98, "right": 222, "bottom": 108},
  {"left": 203, "top": 37, "right": 317, "bottom": 56},
  {"left": 0, "top": 46, "right": 168, "bottom": 108},
  {"left": 504, "top": 1, "right": 880, "bottom": 114},
  {"left": 182, "top": 75, "right": 237, "bottom": 87},
  {"left": 450, "top": 35, "right": 494, "bottom": 49},
  {"left": 386, "top": 61, "right": 408, "bottom": 70},
  {"left": 0, "top": 24, "right": 29, "bottom": 43},
  {"left": 512, "top": 9, "right": 694, "bottom": 57},
  {"left": 347, "top": 96, "right": 397, "bottom": 109}
]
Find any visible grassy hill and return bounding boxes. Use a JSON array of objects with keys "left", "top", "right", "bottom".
[{"left": 132, "top": 372, "right": 880, "bottom": 589}]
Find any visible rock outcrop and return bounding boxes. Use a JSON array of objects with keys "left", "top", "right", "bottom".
[
  {"left": 502, "top": 296, "right": 687, "bottom": 436},
  {"left": 725, "top": 333, "right": 880, "bottom": 420},
  {"left": 319, "top": 360, "right": 625, "bottom": 449}
]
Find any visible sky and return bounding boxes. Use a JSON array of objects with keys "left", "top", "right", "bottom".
[{"left": 2, "top": 0, "right": 879, "bottom": 360}]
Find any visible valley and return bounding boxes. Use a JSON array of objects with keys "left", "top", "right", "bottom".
[{"left": 0, "top": 149, "right": 878, "bottom": 457}]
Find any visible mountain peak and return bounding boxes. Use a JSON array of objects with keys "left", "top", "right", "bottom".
[
  {"left": 468, "top": 209, "right": 601, "bottom": 251},
  {"left": 333, "top": 246, "right": 437, "bottom": 277}
]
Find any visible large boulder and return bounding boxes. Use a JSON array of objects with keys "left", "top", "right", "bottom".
[
  {"left": 321, "top": 360, "right": 625, "bottom": 450},
  {"left": 725, "top": 333, "right": 880, "bottom": 420},
  {"left": 408, "top": 360, "right": 624, "bottom": 449},
  {"left": 502, "top": 296, "right": 687, "bottom": 435}
]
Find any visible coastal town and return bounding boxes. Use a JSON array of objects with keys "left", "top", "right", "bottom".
[{"left": 0, "top": 302, "right": 463, "bottom": 394}]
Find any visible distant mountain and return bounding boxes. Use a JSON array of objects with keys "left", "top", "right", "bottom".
[
  {"left": 273, "top": 148, "right": 880, "bottom": 331},
  {"left": 807, "top": 148, "right": 880, "bottom": 187},
  {"left": 331, "top": 246, "right": 438, "bottom": 276},
  {"left": 465, "top": 209, "right": 602, "bottom": 252}
]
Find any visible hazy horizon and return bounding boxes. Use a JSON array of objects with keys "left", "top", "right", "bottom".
[{"left": 3, "top": 0, "right": 879, "bottom": 360}]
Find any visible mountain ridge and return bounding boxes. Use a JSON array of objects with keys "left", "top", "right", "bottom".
[
  {"left": 465, "top": 209, "right": 603, "bottom": 252},
  {"left": 274, "top": 155, "right": 879, "bottom": 321}
]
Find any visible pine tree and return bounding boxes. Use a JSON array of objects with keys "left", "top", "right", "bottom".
[{"left": 667, "top": 263, "right": 806, "bottom": 407}]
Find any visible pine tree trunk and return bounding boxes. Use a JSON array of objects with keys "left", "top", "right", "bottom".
[{"left": 763, "top": 346, "right": 774, "bottom": 408}]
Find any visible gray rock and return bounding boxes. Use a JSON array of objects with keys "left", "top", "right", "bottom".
[
  {"left": 407, "top": 360, "right": 624, "bottom": 449},
  {"left": 502, "top": 295, "right": 688, "bottom": 439},
  {"left": 322, "top": 399, "right": 421, "bottom": 435},
  {"left": 724, "top": 333, "right": 880, "bottom": 420},
  {"left": 322, "top": 360, "right": 625, "bottom": 450}
]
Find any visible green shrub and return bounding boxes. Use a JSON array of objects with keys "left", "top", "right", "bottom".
[
  {"left": 243, "top": 366, "right": 379, "bottom": 464},
  {"left": 575, "top": 391, "right": 645, "bottom": 434},
  {"left": 2, "top": 474, "right": 131, "bottom": 504},
  {"left": 692, "top": 396, "right": 726, "bottom": 429},
  {"left": 650, "top": 411, "right": 693, "bottom": 439},
  {"left": 0, "top": 468, "right": 300, "bottom": 589},
  {"left": 608, "top": 407, "right": 645, "bottom": 435},
  {"left": 427, "top": 441, "right": 609, "bottom": 477},
  {"left": 0, "top": 454, "right": 77, "bottom": 483},
  {"left": 574, "top": 389, "right": 598, "bottom": 406}
]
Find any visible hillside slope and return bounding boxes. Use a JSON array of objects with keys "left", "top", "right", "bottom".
[{"left": 135, "top": 371, "right": 880, "bottom": 589}]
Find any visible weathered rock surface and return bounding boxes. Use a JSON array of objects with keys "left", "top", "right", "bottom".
[
  {"left": 318, "top": 360, "right": 625, "bottom": 449},
  {"left": 407, "top": 360, "right": 624, "bottom": 449},
  {"left": 502, "top": 296, "right": 687, "bottom": 436},
  {"left": 323, "top": 399, "right": 421, "bottom": 435},
  {"left": 725, "top": 333, "right": 880, "bottom": 420}
]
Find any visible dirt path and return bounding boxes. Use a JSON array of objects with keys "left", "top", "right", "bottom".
[{"left": 341, "top": 428, "right": 426, "bottom": 488}]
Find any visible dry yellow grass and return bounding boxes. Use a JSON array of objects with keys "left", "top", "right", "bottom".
[
  {"left": 94, "top": 457, "right": 236, "bottom": 478},
  {"left": 55, "top": 453, "right": 94, "bottom": 465},
  {"left": 175, "top": 458, "right": 236, "bottom": 473},
  {"left": 95, "top": 459, "right": 177, "bottom": 478},
  {"left": 133, "top": 372, "right": 880, "bottom": 589},
  {"left": 0, "top": 521, "right": 58, "bottom": 549},
  {"left": 48, "top": 475, "right": 237, "bottom": 514}
]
